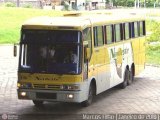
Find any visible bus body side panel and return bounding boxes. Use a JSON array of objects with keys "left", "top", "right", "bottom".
[
  {"left": 107, "top": 42, "right": 133, "bottom": 88},
  {"left": 139, "top": 37, "right": 145, "bottom": 73},
  {"left": 131, "top": 37, "right": 145, "bottom": 75},
  {"left": 94, "top": 46, "right": 111, "bottom": 94},
  {"left": 131, "top": 38, "right": 140, "bottom": 75}
]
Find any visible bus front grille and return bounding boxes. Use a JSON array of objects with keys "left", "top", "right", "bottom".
[{"left": 33, "top": 84, "right": 60, "bottom": 90}]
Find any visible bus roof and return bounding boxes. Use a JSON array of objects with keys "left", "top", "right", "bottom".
[{"left": 22, "top": 13, "right": 145, "bottom": 30}]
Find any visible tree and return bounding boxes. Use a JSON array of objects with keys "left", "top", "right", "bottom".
[
  {"left": 127, "top": 0, "right": 134, "bottom": 7},
  {"left": 17, "top": 0, "right": 19, "bottom": 7},
  {"left": 106, "top": 0, "right": 110, "bottom": 4}
]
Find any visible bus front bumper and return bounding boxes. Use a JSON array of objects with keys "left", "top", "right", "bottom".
[{"left": 17, "top": 89, "right": 88, "bottom": 103}]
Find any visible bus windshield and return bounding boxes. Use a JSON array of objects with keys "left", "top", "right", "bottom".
[{"left": 19, "top": 30, "right": 82, "bottom": 74}]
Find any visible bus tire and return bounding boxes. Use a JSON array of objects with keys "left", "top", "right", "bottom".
[
  {"left": 81, "top": 83, "right": 95, "bottom": 107},
  {"left": 120, "top": 68, "right": 129, "bottom": 89},
  {"left": 127, "top": 70, "right": 132, "bottom": 85},
  {"left": 130, "top": 66, "right": 134, "bottom": 81},
  {"left": 33, "top": 100, "right": 44, "bottom": 107}
]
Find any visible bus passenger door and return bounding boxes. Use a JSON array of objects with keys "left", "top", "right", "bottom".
[{"left": 82, "top": 27, "right": 93, "bottom": 82}]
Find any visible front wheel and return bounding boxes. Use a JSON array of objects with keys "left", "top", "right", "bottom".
[{"left": 81, "top": 83, "right": 94, "bottom": 107}]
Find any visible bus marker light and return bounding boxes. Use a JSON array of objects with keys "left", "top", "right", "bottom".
[{"left": 17, "top": 83, "right": 21, "bottom": 88}]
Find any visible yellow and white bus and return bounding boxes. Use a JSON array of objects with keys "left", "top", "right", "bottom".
[{"left": 16, "top": 13, "right": 146, "bottom": 107}]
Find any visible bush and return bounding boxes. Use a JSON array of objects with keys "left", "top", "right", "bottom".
[
  {"left": 147, "top": 20, "right": 160, "bottom": 42},
  {"left": 147, "top": 44, "right": 160, "bottom": 51},
  {"left": 5, "top": 2, "right": 16, "bottom": 7},
  {"left": 23, "top": 4, "right": 33, "bottom": 8}
]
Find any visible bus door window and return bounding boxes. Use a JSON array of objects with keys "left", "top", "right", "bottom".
[{"left": 83, "top": 27, "right": 92, "bottom": 79}]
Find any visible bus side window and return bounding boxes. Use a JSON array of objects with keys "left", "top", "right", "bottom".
[
  {"left": 131, "top": 22, "right": 135, "bottom": 38},
  {"left": 134, "top": 22, "right": 138, "bottom": 37},
  {"left": 93, "top": 26, "right": 104, "bottom": 47},
  {"left": 105, "top": 25, "right": 113, "bottom": 44},
  {"left": 139, "top": 21, "right": 146, "bottom": 36},
  {"left": 124, "top": 23, "right": 130, "bottom": 40},
  {"left": 115, "top": 24, "right": 121, "bottom": 42},
  {"left": 143, "top": 21, "right": 146, "bottom": 35},
  {"left": 120, "top": 23, "right": 124, "bottom": 40}
]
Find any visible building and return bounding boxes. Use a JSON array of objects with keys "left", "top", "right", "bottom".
[{"left": 43, "top": 0, "right": 106, "bottom": 10}]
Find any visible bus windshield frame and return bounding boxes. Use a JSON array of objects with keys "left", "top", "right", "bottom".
[{"left": 18, "top": 29, "right": 82, "bottom": 75}]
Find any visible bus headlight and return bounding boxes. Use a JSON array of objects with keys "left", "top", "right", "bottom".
[
  {"left": 20, "top": 92, "right": 26, "bottom": 97},
  {"left": 60, "top": 84, "right": 80, "bottom": 91},
  {"left": 66, "top": 94, "right": 74, "bottom": 99}
]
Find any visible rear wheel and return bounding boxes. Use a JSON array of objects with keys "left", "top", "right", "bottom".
[
  {"left": 130, "top": 67, "right": 134, "bottom": 81},
  {"left": 127, "top": 70, "right": 132, "bottom": 85},
  {"left": 120, "top": 68, "right": 129, "bottom": 89},
  {"left": 81, "top": 83, "right": 95, "bottom": 107},
  {"left": 33, "top": 100, "right": 44, "bottom": 107}
]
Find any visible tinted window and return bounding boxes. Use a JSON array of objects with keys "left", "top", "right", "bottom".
[
  {"left": 94, "top": 26, "right": 104, "bottom": 47},
  {"left": 139, "top": 21, "right": 146, "bottom": 36},
  {"left": 115, "top": 24, "right": 121, "bottom": 42},
  {"left": 124, "top": 23, "right": 130, "bottom": 40},
  {"left": 134, "top": 22, "right": 138, "bottom": 37},
  {"left": 105, "top": 25, "right": 113, "bottom": 44}
]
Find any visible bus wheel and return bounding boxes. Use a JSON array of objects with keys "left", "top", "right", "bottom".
[
  {"left": 127, "top": 71, "right": 132, "bottom": 85},
  {"left": 120, "top": 68, "right": 129, "bottom": 89},
  {"left": 33, "top": 100, "right": 44, "bottom": 107},
  {"left": 81, "top": 83, "right": 94, "bottom": 107},
  {"left": 130, "top": 67, "right": 134, "bottom": 81}
]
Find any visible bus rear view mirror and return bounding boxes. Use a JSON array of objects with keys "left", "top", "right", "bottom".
[{"left": 13, "top": 44, "right": 17, "bottom": 57}]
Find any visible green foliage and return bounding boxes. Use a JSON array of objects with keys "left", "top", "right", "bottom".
[
  {"left": 146, "top": 45, "right": 160, "bottom": 65},
  {"left": 146, "top": 0, "right": 154, "bottom": 7},
  {"left": 147, "top": 20, "right": 160, "bottom": 42},
  {"left": 5, "top": 2, "right": 16, "bottom": 7},
  {"left": 126, "top": 0, "right": 134, "bottom": 7},
  {"left": 105, "top": 0, "right": 110, "bottom": 4},
  {"left": 146, "top": 20, "right": 160, "bottom": 65},
  {"left": 22, "top": 4, "right": 33, "bottom": 8},
  {"left": 147, "top": 44, "right": 160, "bottom": 51}
]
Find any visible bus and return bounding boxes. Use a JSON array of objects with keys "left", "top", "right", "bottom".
[{"left": 16, "top": 13, "right": 146, "bottom": 107}]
